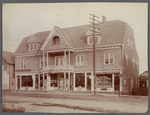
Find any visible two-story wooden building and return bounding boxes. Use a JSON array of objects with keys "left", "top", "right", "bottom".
[
  {"left": 2, "top": 51, "right": 15, "bottom": 90},
  {"left": 14, "top": 16, "right": 139, "bottom": 94}
]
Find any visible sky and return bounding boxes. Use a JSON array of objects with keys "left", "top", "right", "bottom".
[{"left": 2, "top": 3, "right": 148, "bottom": 74}]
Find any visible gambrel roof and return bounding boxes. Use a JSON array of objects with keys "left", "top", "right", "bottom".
[{"left": 15, "top": 20, "right": 128, "bottom": 54}]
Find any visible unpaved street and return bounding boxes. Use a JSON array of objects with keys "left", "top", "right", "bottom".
[{"left": 2, "top": 91, "right": 148, "bottom": 113}]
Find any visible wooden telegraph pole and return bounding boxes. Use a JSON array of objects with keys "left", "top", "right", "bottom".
[{"left": 89, "top": 14, "right": 102, "bottom": 95}]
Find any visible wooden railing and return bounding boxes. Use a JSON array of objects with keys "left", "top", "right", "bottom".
[{"left": 44, "top": 65, "right": 74, "bottom": 70}]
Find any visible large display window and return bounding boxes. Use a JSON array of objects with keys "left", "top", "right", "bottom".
[
  {"left": 50, "top": 74, "right": 57, "bottom": 87},
  {"left": 96, "top": 74, "right": 112, "bottom": 88},
  {"left": 75, "top": 73, "right": 85, "bottom": 87},
  {"left": 22, "top": 76, "right": 33, "bottom": 87}
]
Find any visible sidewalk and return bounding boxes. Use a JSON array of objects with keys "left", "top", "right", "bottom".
[{"left": 9, "top": 90, "right": 148, "bottom": 99}]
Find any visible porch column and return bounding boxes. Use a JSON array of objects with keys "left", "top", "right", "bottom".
[
  {"left": 20, "top": 76, "right": 21, "bottom": 90},
  {"left": 85, "top": 72, "right": 87, "bottom": 91},
  {"left": 47, "top": 52, "right": 48, "bottom": 66},
  {"left": 91, "top": 71, "right": 94, "bottom": 91},
  {"left": 64, "top": 50, "right": 66, "bottom": 68},
  {"left": 43, "top": 73, "right": 44, "bottom": 90},
  {"left": 15, "top": 75, "right": 17, "bottom": 90},
  {"left": 73, "top": 72, "right": 75, "bottom": 91},
  {"left": 49, "top": 74, "right": 51, "bottom": 88},
  {"left": 57, "top": 74, "right": 59, "bottom": 89},
  {"left": 64, "top": 72, "right": 66, "bottom": 89},
  {"left": 43, "top": 52, "right": 45, "bottom": 70},
  {"left": 68, "top": 72, "right": 70, "bottom": 91},
  {"left": 69, "top": 50, "right": 70, "bottom": 68},
  {"left": 43, "top": 52, "right": 45, "bottom": 90},
  {"left": 112, "top": 74, "right": 114, "bottom": 91},
  {"left": 32, "top": 74, "right": 35, "bottom": 90}
]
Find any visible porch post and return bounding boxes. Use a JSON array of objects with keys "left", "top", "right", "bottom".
[
  {"left": 15, "top": 75, "right": 17, "bottom": 90},
  {"left": 43, "top": 52, "right": 45, "bottom": 90},
  {"left": 64, "top": 72, "right": 66, "bottom": 89},
  {"left": 69, "top": 50, "right": 70, "bottom": 68},
  {"left": 43, "top": 73, "right": 44, "bottom": 90},
  {"left": 32, "top": 74, "right": 35, "bottom": 90},
  {"left": 20, "top": 76, "right": 21, "bottom": 90},
  {"left": 64, "top": 50, "right": 66, "bottom": 68},
  {"left": 68, "top": 72, "right": 70, "bottom": 91},
  {"left": 91, "top": 71, "right": 94, "bottom": 91},
  {"left": 47, "top": 52, "right": 48, "bottom": 66},
  {"left": 85, "top": 72, "right": 87, "bottom": 91},
  {"left": 112, "top": 74, "right": 114, "bottom": 91},
  {"left": 73, "top": 72, "right": 75, "bottom": 91}
]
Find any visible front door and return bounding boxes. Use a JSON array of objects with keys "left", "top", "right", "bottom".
[
  {"left": 17, "top": 77, "right": 20, "bottom": 90},
  {"left": 35, "top": 76, "right": 38, "bottom": 89},
  {"left": 87, "top": 77, "right": 91, "bottom": 90},
  {"left": 114, "top": 75, "right": 119, "bottom": 91}
]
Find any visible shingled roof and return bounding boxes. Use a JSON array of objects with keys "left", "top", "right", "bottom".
[
  {"left": 3, "top": 51, "right": 15, "bottom": 64},
  {"left": 15, "top": 20, "right": 128, "bottom": 54}
]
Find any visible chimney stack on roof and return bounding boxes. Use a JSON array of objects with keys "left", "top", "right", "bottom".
[{"left": 102, "top": 16, "right": 107, "bottom": 23}]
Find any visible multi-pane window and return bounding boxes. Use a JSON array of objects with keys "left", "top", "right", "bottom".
[
  {"left": 53, "top": 36, "right": 60, "bottom": 45},
  {"left": 55, "top": 56, "right": 64, "bottom": 66},
  {"left": 29, "top": 43, "right": 37, "bottom": 51},
  {"left": 76, "top": 55, "right": 85, "bottom": 66},
  {"left": 131, "top": 41, "right": 133, "bottom": 49},
  {"left": 40, "top": 59, "right": 43, "bottom": 68},
  {"left": 126, "top": 54, "right": 128, "bottom": 65},
  {"left": 133, "top": 58, "right": 135, "bottom": 68},
  {"left": 128, "top": 38, "right": 130, "bottom": 47},
  {"left": 104, "top": 53, "right": 114, "bottom": 65},
  {"left": 87, "top": 36, "right": 101, "bottom": 44},
  {"left": 20, "top": 60, "right": 27, "bottom": 69}
]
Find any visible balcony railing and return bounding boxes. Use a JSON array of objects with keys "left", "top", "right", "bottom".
[{"left": 43, "top": 65, "right": 74, "bottom": 70}]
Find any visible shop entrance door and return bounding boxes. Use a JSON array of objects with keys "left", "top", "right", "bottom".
[
  {"left": 87, "top": 76, "right": 91, "bottom": 90},
  {"left": 114, "top": 74, "right": 119, "bottom": 91},
  {"left": 35, "top": 77, "right": 38, "bottom": 89},
  {"left": 17, "top": 77, "right": 20, "bottom": 90}
]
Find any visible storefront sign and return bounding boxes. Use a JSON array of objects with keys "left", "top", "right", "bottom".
[{"left": 97, "top": 76, "right": 112, "bottom": 88}]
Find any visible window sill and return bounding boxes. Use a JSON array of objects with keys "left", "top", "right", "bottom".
[{"left": 104, "top": 63, "right": 114, "bottom": 65}]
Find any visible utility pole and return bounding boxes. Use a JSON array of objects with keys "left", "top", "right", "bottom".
[{"left": 89, "top": 14, "right": 102, "bottom": 95}]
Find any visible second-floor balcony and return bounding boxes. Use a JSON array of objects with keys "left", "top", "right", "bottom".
[{"left": 43, "top": 64, "right": 74, "bottom": 71}]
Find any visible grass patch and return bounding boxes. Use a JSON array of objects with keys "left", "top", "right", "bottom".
[
  {"left": 3, "top": 104, "right": 25, "bottom": 112},
  {"left": 32, "top": 102, "right": 121, "bottom": 113}
]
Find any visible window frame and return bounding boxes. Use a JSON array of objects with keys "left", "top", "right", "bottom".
[
  {"left": 104, "top": 53, "right": 114, "bottom": 65},
  {"left": 87, "top": 35, "right": 101, "bottom": 45},
  {"left": 55, "top": 56, "right": 65, "bottom": 66},
  {"left": 20, "top": 60, "right": 27, "bottom": 69},
  {"left": 76, "top": 55, "right": 85, "bottom": 66},
  {"left": 40, "top": 59, "right": 43, "bottom": 68},
  {"left": 53, "top": 36, "right": 60, "bottom": 45}
]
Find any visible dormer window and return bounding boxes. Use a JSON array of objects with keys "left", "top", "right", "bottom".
[
  {"left": 53, "top": 36, "right": 60, "bottom": 45},
  {"left": 87, "top": 35, "right": 102, "bottom": 45},
  {"left": 29, "top": 43, "right": 37, "bottom": 51}
]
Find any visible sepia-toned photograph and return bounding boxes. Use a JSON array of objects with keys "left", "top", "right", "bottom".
[{"left": 2, "top": 3, "right": 148, "bottom": 113}]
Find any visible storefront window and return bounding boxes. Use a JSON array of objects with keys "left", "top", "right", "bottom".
[
  {"left": 51, "top": 74, "right": 57, "bottom": 87},
  {"left": 22, "top": 76, "right": 33, "bottom": 87},
  {"left": 96, "top": 74, "right": 112, "bottom": 88},
  {"left": 75, "top": 73, "right": 85, "bottom": 87}
]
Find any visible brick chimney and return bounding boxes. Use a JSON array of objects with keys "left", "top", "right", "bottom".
[{"left": 102, "top": 15, "right": 107, "bottom": 22}]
